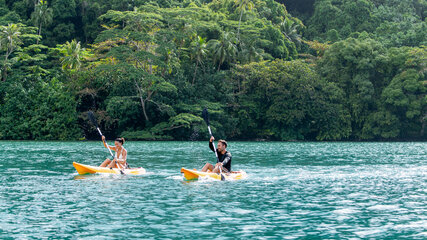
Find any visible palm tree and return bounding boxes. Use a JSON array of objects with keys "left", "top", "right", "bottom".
[
  {"left": 280, "top": 18, "right": 302, "bottom": 45},
  {"left": 31, "top": 0, "right": 53, "bottom": 44},
  {"left": 60, "top": 39, "right": 84, "bottom": 70},
  {"left": 0, "top": 24, "right": 22, "bottom": 81},
  {"left": 238, "top": 40, "right": 263, "bottom": 64},
  {"left": 235, "top": 0, "right": 253, "bottom": 40},
  {"left": 190, "top": 35, "right": 207, "bottom": 85},
  {"left": 209, "top": 31, "right": 238, "bottom": 71}
]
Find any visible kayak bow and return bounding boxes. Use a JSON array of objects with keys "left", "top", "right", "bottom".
[
  {"left": 181, "top": 168, "right": 247, "bottom": 181},
  {"left": 73, "top": 162, "right": 146, "bottom": 175}
]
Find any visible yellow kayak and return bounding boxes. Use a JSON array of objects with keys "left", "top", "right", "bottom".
[
  {"left": 180, "top": 168, "right": 247, "bottom": 181},
  {"left": 73, "top": 162, "right": 146, "bottom": 175}
]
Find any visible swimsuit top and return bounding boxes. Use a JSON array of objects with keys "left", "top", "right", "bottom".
[{"left": 115, "top": 147, "right": 126, "bottom": 160}]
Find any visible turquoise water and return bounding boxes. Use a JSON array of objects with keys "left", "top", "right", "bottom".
[{"left": 0, "top": 141, "right": 426, "bottom": 239}]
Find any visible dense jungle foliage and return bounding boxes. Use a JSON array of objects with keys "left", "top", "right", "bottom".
[{"left": 0, "top": 0, "right": 425, "bottom": 141}]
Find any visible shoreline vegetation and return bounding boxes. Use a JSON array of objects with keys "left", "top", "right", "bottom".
[{"left": 0, "top": 0, "right": 426, "bottom": 142}]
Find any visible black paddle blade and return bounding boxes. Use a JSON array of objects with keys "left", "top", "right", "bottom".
[
  {"left": 220, "top": 174, "right": 225, "bottom": 181},
  {"left": 202, "top": 108, "right": 209, "bottom": 125},
  {"left": 87, "top": 111, "right": 98, "bottom": 128}
]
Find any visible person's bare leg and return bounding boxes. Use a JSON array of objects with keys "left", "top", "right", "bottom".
[
  {"left": 201, "top": 163, "right": 214, "bottom": 172},
  {"left": 100, "top": 158, "right": 111, "bottom": 167},
  {"left": 107, "top": 159, "right": 117, "bottom": 169},
  {"left": 213, "top": 165, "right": 228, "bottom": 174}
]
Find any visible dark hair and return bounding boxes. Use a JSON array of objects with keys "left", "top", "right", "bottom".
[
  {"left": 218, "top": 139, "right": 227, "bottom": 148},
  {"left": 115, "top": 137, "right": 125, "bottom": 144}
]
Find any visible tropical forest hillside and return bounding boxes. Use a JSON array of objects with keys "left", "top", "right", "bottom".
[{"left": 0, "top": 0, "right": 425, "bottom": 141}]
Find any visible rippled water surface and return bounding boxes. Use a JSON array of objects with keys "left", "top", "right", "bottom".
[{"left": 1, "top": 141, "right": 426, "bottom": 239}]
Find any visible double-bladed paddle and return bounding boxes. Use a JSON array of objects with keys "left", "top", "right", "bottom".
[
  {"left": 88, "top": 111, "right": 125, "bottom": 174},
  {"left": 202, "top": 108, "right": 225, "bottom": 181}
]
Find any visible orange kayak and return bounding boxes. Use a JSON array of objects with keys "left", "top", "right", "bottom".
[
  {"left": 180, "top": 168, "right": 247, "bottom": 181},
  {"left": 73, "top": 162, "right": 146, "bottom": 175}
]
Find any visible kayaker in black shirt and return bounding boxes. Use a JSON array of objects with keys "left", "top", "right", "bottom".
[{"left": 201, "top": 136, "right": 232, "bottom": 173}]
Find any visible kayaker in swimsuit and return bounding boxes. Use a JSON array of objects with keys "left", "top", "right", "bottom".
[
  {"left": 99, "top": 136, "right": 128, "bottom": 169},
  {"left": 201, "top": 136, "right": 232, "bottom": 173}
]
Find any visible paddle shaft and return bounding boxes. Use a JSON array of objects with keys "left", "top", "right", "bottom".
[
  {"left": 208, "top": 126, "right": 219, "bottom": 161},
  {"left": 207, "top": 123, "right": 224, "bottom": 180},
  {"left": 98, "top": 128, "right": 114, "bottom": 159}
]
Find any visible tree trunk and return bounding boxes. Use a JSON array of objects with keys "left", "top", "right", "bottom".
[
  {"left": 237, "top": 10, "right": 243, "bottom": 40},
  {"left": 140, "top": 97, "right": 149, "bottom": 121},
  {"left": 37, "top": 23, "right": 42, "bottom": 44},
  {"left": 217, "top": 50, "right": 223, "bottom": 72},
  {"left": 135, "top": 80, "right": 149, "bottom": 121},
  {"left": 2, "top": 52, "right": 10, "bottom": 81},
  {"left": 192, "top": 62, "right": 198, "bottom": 85},
  {"left": 2, "top": 65, "right": 7, "bottom": 81}
]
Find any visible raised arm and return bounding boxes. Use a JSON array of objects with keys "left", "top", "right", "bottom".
[
  {"left": 209, "top": 136, "right": 215, "bottom": 152},
  {"left": 102, "top": 136, "right": 115, "bottom": 151}
]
